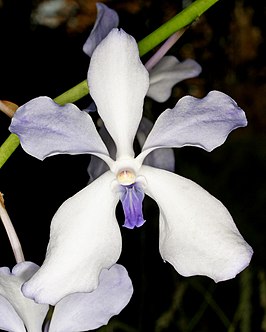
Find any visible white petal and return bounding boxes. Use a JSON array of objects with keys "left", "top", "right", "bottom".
[
  {"left": 49, "top": 264, "right": 133, "bottom": 332},
  {"left": 140, "top": 166, "right": 253, "bottom": 282},
  {"left": 0, "top": 262, "right": 49, "bottom": 332},
  {"left": 138, "top": 91, "right": 247, "bottom": 163},
  {"left": 22, "top": 171, "right": 122, "bottom": 305},
  {"left": 88, "top": 28, "right": 149, "bottom": 158},
  {"left": 147, "top": 56, "right": 202, "bottom": 102}
]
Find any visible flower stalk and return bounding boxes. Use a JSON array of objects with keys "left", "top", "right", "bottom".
[
  {"left": 0, "top": 192, "right": 25, "bottom": 263},
  {"left": 144, "top": 29, "right": 187, "bottom": 71}
]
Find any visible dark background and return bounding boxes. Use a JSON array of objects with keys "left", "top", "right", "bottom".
[{"left": 0, "top": 0, "right": 265, "bottom": 331}]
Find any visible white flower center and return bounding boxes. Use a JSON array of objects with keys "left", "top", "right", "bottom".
[{"left": 117, "top": 169, "right": 136, "bottom": 186}]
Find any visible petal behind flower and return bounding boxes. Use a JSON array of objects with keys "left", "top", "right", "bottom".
[
  {"left": 22, "top": 171, "right": 122, "bottom": 305},
  {"left": 88, "top": 125, "right": 116, "bottom": 183},
  {"left": 141, "top": 166, "right": 253, "bottom": 282},
  {"left": 147, "top": 56, "right": 202, "bottom": 103},
  {"left": 83, "top": 3, "right": 119, "bottom": 57},
  {"left": 137, "top": 117, "right": 175, "bottom": 172},
  {"left": 49, "top": 264, "right": 133, "bottom": 332},
  {"left": 9, "top": 96, "right": 111, "bottom": 163},
  {"left": 88, "top": 29, "right": 149, "bottom": 158},
  {"left": 0, "top": 295, "right": 26, "bottom": 332},
  {"left": 138, "top": 91, "right": 247, "bottom": 163},
  {"left": 0, "top": 262, "right": 49, "bottom": 332}
]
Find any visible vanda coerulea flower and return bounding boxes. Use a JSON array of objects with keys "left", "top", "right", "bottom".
[{"left": 9, "top": 29, "right": 253, "bottom": 305}]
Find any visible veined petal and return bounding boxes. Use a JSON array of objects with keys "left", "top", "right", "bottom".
[
  {"left": 83, "top": 3, "right": 119, "bottom": 57},
  {"left": 137, "top": 117, "right": 175, "bottom": 172},
  {"left": 9, "top": 96, "right": 111, "bottom": 163},
  {"left": 22, "top": 171, "right": 122, "bottom": 305},
  {"left": 147, "top": 56, "right": 202, "bottom": 102},
  {"left": 141, "top": 166, "right": 253, "bottom": 282},
  {"left": 138, "top": 91, "right": 247, "bottom": 163},
  {"left": 88, "top": 28, "right": 149, "bottom": 159},
  {"left": 49, "top": 264, "right": 133, "bottom": 332},
  {"left": 119, "top": 183, "right": 145, "bottom": 229},
  {"left": 0, "top": 262, "right": 49, "bottom": 332}
]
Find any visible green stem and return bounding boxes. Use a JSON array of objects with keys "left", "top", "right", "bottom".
[
  {"left": 0, "top": 133, "right": 20, "bottom": 167},
  {"left": 53, "top": 79, "right": 89, "bottom": 105},
  {"left": 138, "top": 0, "right": 219, "bottom": 56},
  {"left": 0, "top": 0, "right": 219, "bottom": 169}
]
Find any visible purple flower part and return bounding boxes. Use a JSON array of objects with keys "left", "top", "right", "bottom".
[
  {"left": 83, "top": 3, "right": 119, "bottom": 57},
  {"left": 9, "top": 96, "right": 110, "bottom": 161},
  {"left": 120, "top": 183, "right": 145, "bottom": 229}
]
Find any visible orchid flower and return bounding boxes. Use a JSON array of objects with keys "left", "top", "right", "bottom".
[
  {"left": 0, "top": 262, "right": 133, "bottom": 332},
  {"left": 0, "top": 194, "right": 133, "bottom": 331},
  {"left": 83, "top": 3, "right": 202, "bottom": 103},
  {"left": 9, "top": 29, "right": 253, "bottom": 306},
  {"left": 84, "top": 2, "right": 200, "bottom": 178},
  {"left": 88, "top": 117, "right": 176, "bottom": 183}
]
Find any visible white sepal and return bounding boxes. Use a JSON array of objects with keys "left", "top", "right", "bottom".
[
  {"left": 88, "top": 28, "right": 149, "bottom": 159},
  {"left": 22, "top": 171, "right": 122, "bottom": 305},
  {"left": 141, "top": 166, "right": 253, "bottom": 282}
]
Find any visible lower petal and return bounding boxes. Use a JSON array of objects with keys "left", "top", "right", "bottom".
[
  {"left": 49, "top": 264, "right": 133, "bottom": 332},
  {"left": 141, "top": 166, "right": 253, "bottom": 282},
  {"left": 0, "top": 295, "right": 26, "bottom": 332},
  {"left": 0, "top": 262, "right": 49, "bottom": 332},
  {"left": 22, "top": 171, "right": 122, "bottom": 305}
]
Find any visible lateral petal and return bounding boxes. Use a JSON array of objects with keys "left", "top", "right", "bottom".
[
  {"left": 9, "top": 96, "right": 110, "bottom": 162},
  {"left": 147, "top": 56, "right": 202, "bottom": 102},
  {"left": 138, "top": 91, "right": 247, "bottom": 163},
  {"left": 88, "top": 29, "right": 149, "bottom": 158},
  {"left": 0, "top": 262, "right": 49, "bottom": 332},
  {"left": 49, "top": 264, "right": 133, "bottom": 332},
  {"left": 141, "top": 166, "right": 253, "bottom": 282},
  {"left": 83, "top": 3, "right": 119, "bottom": 57},
  {"left": 22, "top": 171, "right": 122, "bottom": 305}
]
